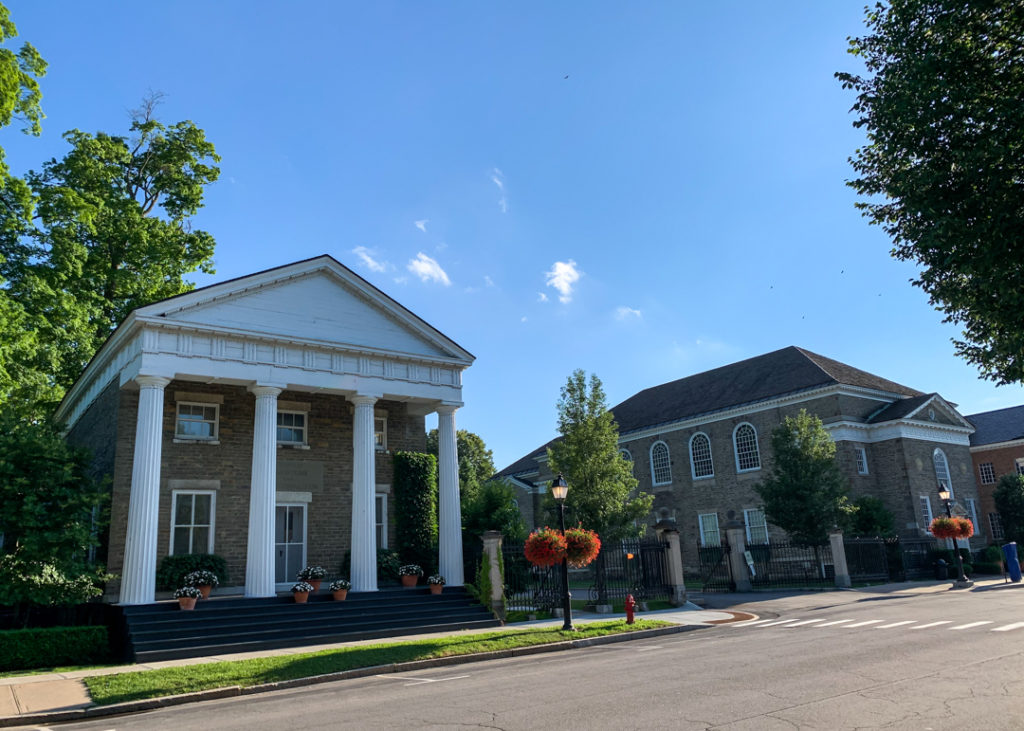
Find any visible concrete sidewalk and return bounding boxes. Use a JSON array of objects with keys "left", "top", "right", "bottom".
[{"left": 0, "top": 604, "right": 737, "bottom": 724}]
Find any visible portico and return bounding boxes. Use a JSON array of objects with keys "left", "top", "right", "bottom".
[{"left": 56, "top": 256, "right": 474, "bottom": 604}]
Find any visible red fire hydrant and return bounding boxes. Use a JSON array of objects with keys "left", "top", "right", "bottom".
[{"left": 625, "top": 593, "right": 636, "bottom": 624}]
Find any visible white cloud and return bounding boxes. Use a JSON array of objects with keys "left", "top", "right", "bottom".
[
  {"left": 491, "top": 168, "right": 508, "bottom": 213},
  {"left": 537, "top": 292, "right": 549, "bottom": 303},
  {"left": 615, "top": 306, "right": 642, "bottom": 321},
  {"left": 521, "top": 316, "right": 528, "bottom": 323},
  {"left": 393, "top": 275, "right": 409, "bottom": 285},
  {"left": 407, "top": 252, "right": 451, "bottom": 286},
  {"left": 545, "top": 260, "right": 581, "bottom": 303},
  {"left": 352, "top": 246, "right": 390, "bottom": 273},
  {"left": 414, "top": 219, "right": 429, "bottom": 233},
  {"left": 484, "top": 275, "right": 495, "bottom": 287}
]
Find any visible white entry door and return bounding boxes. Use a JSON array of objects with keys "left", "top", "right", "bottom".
[{"left": 275, "top": 504, "right": 306, "bottom": 587}]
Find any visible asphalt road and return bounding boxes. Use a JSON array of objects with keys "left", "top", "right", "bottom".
[{"left": 38, "top": 583, "right": 1024, "bottom": 730}]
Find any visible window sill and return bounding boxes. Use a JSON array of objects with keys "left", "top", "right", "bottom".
[
  {"left": 278, "top": 443, "right": 311, "bottom": 450},
  {"left": 173, "top": 438, "right": 220, "bottom": 445}
]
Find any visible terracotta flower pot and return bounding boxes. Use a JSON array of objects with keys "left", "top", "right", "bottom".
[
  {"left": 197, "top": 584, "right": 212, "bottom": 599},
  {"left": 178, "top": 596, "right": 197, "bottom": 611},
  {"left": 332, "top": 589, "right": 348, "bottom": 601},
  {"left": 429, "top": 584, "right": 443, "bottom": 595},
  {"left": 293, "top": 591, "right": 310, "bottom": 604},
  {"left": 307, "top": 579, "right": 322, "bottom": 592},
  {"left": 400, "top": 575, "right": 418, "bottom": 587}
]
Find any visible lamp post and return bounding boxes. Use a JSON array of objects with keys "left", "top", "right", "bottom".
[
  {"left": 938, "top": 483, "right": 969, "bottom": 583},
  {"left": 551, "top": 473, "right": 575, "bottom": 631}
]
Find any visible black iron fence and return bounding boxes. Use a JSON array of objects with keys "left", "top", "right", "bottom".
[
  {"left": 844, "top": 537, "right": 890, "bottom": 583},
  {"left": 746, "top": 540, "right": 834, "bottom": 588},
  {"left": 697, "top": 544, "right": 733, "bottom": 592}
]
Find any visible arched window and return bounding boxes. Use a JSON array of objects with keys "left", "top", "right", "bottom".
[
  {"left": 689, "top": 432, "right": 714, "bottom": 479},
  {"left": 650, "top": 441, "right": 672, "bottom": 485},
  {"left": 620, "top": 448, "right": 634, "bottom": 475},
  {"left": 933, "top": 448, "right": 953, "bottom": 497},
  {"left": 733, "top": 423, "right": 761, "bottom": 472}
]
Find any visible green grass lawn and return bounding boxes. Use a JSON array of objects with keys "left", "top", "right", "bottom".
[{"left": 84, "top": 619, "right": 671, "bottom": 706}]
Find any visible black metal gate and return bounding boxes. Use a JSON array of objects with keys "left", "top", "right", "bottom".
[
  {"left": 746, "top": 540, "right": 834, "bottom": 588},
  {"left": 844, "top": 537, "right": 890, "bottom": 583},
  {"left": 698, "top": 540, "right": 734, "bottom": 592},
  {"left": 583, "top": 538, "right": 670, "bottom": 604}
]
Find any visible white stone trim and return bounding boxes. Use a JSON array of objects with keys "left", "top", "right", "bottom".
[
  {"left": 970, "top": 438, "right": 1024, "bottom": 453},
  {"left": 827, "top": 420, "right": 972, "bottom": 446},
  {"left": 276, "top": 491, "right": 313, "bottom": 503}
]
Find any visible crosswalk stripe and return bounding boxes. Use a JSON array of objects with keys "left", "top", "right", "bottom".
[
  {"left": 733, "top": 618, "right": 775, "bottom": 627},
  {"left": 758, "top": 618, "right": 805, "bottom": 627},
  {"left": 785, "top": 619, "right": 827, "bottom": 627},
  {"left": 950, "top": 621, "right": 993, "bottom": 630},
  {"left": 875, "top": 620, "right": 916, "bottom": 629},
  {"left": 992, "top": 622, "right": 1024, "bottom": 632},
  {"left": 911, "top": 621, "right": 952, "bottom": 630},
  {"left": 815, "top": 619, "right": 855, "bottom": 627},
  {"left": 844, "top": 619, "right": 885, "bottom": 628}
]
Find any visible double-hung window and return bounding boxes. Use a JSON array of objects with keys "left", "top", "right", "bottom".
[
  {"left": 277, "top": 411, "right": 307, "bottom": 445},
  {"left": 171, "top": 491, "right": 215, "bottom": 555},
  {"left": 375, "top": 493, "right": 388, "bottom": 549},
  {"left": 689, "top": 433, "right": 714, "bottom": 479},
  {"left": 855, "top": 446, "right": 869, "bottom": 475},
  {"left": 744, "top": 508, "right": 769, "bottom": 545},
  {"left": 374, "top": 413, "right": 387, "bottom": 451},
  {"left": 979, "top": 462, "right": 996, "bottom": 485},
  {"left": 733, "top": 423, "right": 761, "bottom": 472},
  {"left": 990, "top": 513, "right": 1005, "bottom": 542},
  {"left": 650, "top": 441, "right": 672, "bottom": 485},
  {"left": 919, "top": 495, "right": 933, "bottom": 530},
  {"left": 698, "top": 513, "right": 721, "bottom": 547},
  {"left": 176, "top": 403, "right": 219, "bottom": 441}
]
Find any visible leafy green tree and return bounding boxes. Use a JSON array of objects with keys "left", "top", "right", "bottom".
[
  {"left": 462, "top": 478, "right": 527, "bottom": 542},
  {"left": 425, "top": 427, "right": 495, "bottom": 510},
  {"left": 546, "top": 370, "right": 653, "bottom": 540},
  {"left": 392, "top": 451, "right": 438, "bottom": 574},
  {"left": 837, "top": 2, "right": 1024, "bottom": 385},
  {"left": 993, "top": 474, "right": 1024, "bottom": 546},
  {"left": 850, "top": 495, "right": 895, "bottom": 537},
  {"left": 754, "top": 409, "right": 855, "bottom": 544}
]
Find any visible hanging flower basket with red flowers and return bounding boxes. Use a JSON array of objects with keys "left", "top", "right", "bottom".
[
  {"left": 524, "top": 527, "right": 567, "bottom": 567},
  {"left": 564, "top": 527, "right": 601, "bottom": 568},
  {"left": 930, "top": 516, "right": 974, "bottom": 540}
]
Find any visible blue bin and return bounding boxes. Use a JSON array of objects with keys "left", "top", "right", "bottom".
[{"left": 1002, "top": 543, "right": 1022, "bottom": 583}]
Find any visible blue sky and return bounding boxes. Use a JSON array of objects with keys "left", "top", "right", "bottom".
[{"left": 6, "top": 2, "right": 1023, "bottom": 470}]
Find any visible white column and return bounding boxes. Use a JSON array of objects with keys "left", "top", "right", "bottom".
[
  {"left": 437, "top": 404, "right": 464, "bottom": 586},
  {"left": 350, "top": 395, "right": 378, "bottom": 592},
  {"left": 245, "top": 385, "right": 282, "bottom": 597},
  {"left": 120, "top": 375, "right": 170, "bottom": 605}
]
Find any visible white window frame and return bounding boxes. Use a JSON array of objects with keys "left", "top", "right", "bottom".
[
  {"left": 374, "top": 411, "right": 387, "bottom": 452},
  {"left": 854, "top": 446, "right": 869, "bottom": 475},
  {"left": 375, "top": 492, "right": 388, "bottom": 549},
  {"left": 277, "top": 409, "right": 308, "bottom": 446},
  {"left": 933, "top": 448, "right": 953, "bottom": 498},
  {"left": 698, "top": 512, "right": 721, "bottom": 547},
  {"left": 744, "top": 508, "right": 769, "bottom": 545},
  {"left": 170, "top": 490, "right": 216, "bottom": 555},
  {"left": 275, "top": 502, "right": 308, "bottom": 590},
  {"left": 1016, "top": 458, "right": 1024, "bottom": 476},
  {"left": 966, "top": 498, "right": 980, "bottom": 538},
  {"left": 175, "top": 401, "right": 220, "bottom": 442},
  {"left": 979, "top": 462, "right": 996, "bottom": 485},
  {"left": 733, "top": 422, "right": 761, "bottom": 472},
  {"left": 650, "top": 441, "right": 672, "bottom": 485},
  {"left": 619, "top": 449, "right": 634, "bottom": 476},
  {"left": 689, "top": 432, "right": 714, "bottom": 479},
  {"left": 919, "top": 495, "right": 933, "bottom": 530}
]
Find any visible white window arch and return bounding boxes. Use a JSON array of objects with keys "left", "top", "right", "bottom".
[
  {"left": 733, "top": 423, "right": 761, "bottom": 472},
  {"left": 650, "top": 441, "right": 672, "bottom": 485},
  {"left": 619, "top": 448, "right": 635, "bottom": 476},
  {"left": 689, "top": 432, "right": 714, "bottom": 479},
  {"left": 933, "top": 448, "right": 953, "bottom": 497}
]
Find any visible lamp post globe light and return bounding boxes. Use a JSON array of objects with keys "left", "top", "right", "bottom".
[
  {"left": 938, "top": 483, "right": 969, "bottom": 584},
  {"left": 551, "top": 473, "right": 575, "bottom": 631}
]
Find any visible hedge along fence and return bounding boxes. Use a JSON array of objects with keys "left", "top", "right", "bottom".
[
  {"left": 393, "top": 451, "right": 439, "bottom": 575},
  {"left": 0, "top": 625, "right": 110, "bottom": 671}
]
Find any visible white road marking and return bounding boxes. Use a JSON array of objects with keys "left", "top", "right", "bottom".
[
  {"left": 815, "top": 619, "right": 855, "bottom": 627},
  {"left": 758, "top": 618, "right": 805, "bottom": 627},
  {"left": 785, "top": 619, "right": 827, "bottom": 627},
  {"left": 733, "top": 618, "right": 775, "bottom": 627},
  {"left": 844, "top": 620, "right": 885, "bottom": 628},
  {"left": 911, "top": 621, "right": 952, "bottom": 630},
  {"left": 950, "top": 621, "right": 993, "bottom": 630},
  {"left": 875, "top": 620, "right": 916, "bottom": 629},
  {"left": 635, "top": 645, "right": 663, "bottom": 651},
  {"left": 374, "top": 674, "right": 470, "bottom": 686},
  {"left": 992, "top": 622, "right": 1024, "bottom": 632}
]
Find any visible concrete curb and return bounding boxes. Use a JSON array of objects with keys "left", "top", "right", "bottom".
[{"left": 0, "top": 623, "right": 708, "bottom": 727}]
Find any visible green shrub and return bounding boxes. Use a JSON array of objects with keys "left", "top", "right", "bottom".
[
  {"left": 973, "top": 561, "right": 1004, "bottom": 575},
  {"left": 0, "top": 626, "right": 109, "bottom": 671},
  {"left": 156, "top": 554, "right": 227, "bottom": 590},
  {"left": 393, "top": 451, "right": 438, "bottom": 574},
  {"left": 981, "top": 545, "right": 1004, "bottom": 563},
  {"left": 340, "top": 548, "right": 401, "bottom": 583}
]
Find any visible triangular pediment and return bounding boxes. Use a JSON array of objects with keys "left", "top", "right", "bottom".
[
  {"left": 135, "top": 257, "right": 470, "bottom": 362},
  {"left": 905, "top": 395, "right": 973, "bottom": 429}
]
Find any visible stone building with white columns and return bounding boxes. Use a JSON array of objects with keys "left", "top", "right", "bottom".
[{"left": 56, "top": 255, "right": 472, "bottom": 604}]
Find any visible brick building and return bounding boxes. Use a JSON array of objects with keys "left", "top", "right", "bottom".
[
  {"left": 57, "top": 255, "right": 473, "bottom": 603},
  {"left": 966, "top": 404, "right": 1024, "bottom": 543},
  {"left": 498, "top": 347, "right": 984, "bottom": 571}
]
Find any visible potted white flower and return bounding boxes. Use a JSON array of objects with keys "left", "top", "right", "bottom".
[
  {"left": 297, "top": 566, "right": 328, "bottom": 591},
  {"left": 329, "top": 578, "right": 351, "bottom": 601},
  {"left": 427, "top": 574, "right": 445, "bottom": 595},
  {"left": 183, "top": 569, "right": 219, "bottom": 599},
  {"left": 291, "top": 581, "right": 315, "bottom": 603},
  {"left": 398, "top": 564, "right": 423, "bottom": 587},
  {"left": 174, "top": 586, "right": 203, "bottom": 610}
]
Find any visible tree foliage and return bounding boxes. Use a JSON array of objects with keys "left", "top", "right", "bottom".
[
  {"left": 546, "top": 370, "right": 653, "bottom": 540},
  {"left": 993, "top": 473, "right": 1024, "bottom": 546},
  {"left": 425, "top": 427, "right": 495, "bottom": 510},
  {"left": 392, "top": 451, "right": 439, "bottom": 574},
  {"left": 462, "top": 478, "right": 527, "bottom": 542},
  {"left": 754, "top": 409, "right": 855, "bottom": 544},
  {"left": 850, "top": 495, "right": 895, "bottom": 537},
  {"left": 838, "top": 1, "right": 1024, "bottom": 385}
]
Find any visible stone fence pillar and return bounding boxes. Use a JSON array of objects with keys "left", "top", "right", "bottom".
[
  {"left": 725, "top": 521, "right": 752, "bottom": 592},
  {"left": 481, "top": 531, "right": 506, "bottom": 620},
  {"left": 830, "top": 529, "right": 851, "bottom": 588},
  {"left": 654, "top": 520, "right": 688, "bottom": 606}
]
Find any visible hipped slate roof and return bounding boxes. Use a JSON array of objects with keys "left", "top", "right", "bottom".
[
  {"left": 966, "top": 404, "right": 1024, "bottom": 446},
  {"left": 497, "top": 346, "right": 921, "bottom": 478}
]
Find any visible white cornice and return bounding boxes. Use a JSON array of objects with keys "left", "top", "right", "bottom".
[
  {"left": 970, "top": 438, "right": 1024, "bottom": 453},
  {"left": 827, "top": 419, "right": 972, "bottom": 446}
]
